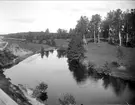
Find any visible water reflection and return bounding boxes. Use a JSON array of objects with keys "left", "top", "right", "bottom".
[
  {"left": 40, "top": 47, "right": 45, "bottom": 58},
  {"left": 49, "top": 49, "right": 54, "bottom": 54},
  {"left": 44, "top": 51, "right": 49, "bottom": 58},
  {"left": 68, "top": 60, "right": 88, "bottom": 84},
  {"left": 57, "top": 48, "right": 67, "bottom": 58},
  {"left": 40, "top": 49, "right": 55, "bottom": 58},
  {"left": 67, "top": 59, "right": 135, "bottom": 103},
  {"left": 40, "top": 48, "right": 67, "bottom": 59}
]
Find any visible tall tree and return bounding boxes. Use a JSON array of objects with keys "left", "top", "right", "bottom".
[
  {"left": 105, "top": 9, "right": 123, "bottom": 46},
  {"left": 115, "top": 9, "right": 123, "bottom": 46},
  {"left": 75, "top": 16, "right": 89, "bottom": 38},
  {"left": 57, "top": 28, "right": 68, "bottom": 39},
  {"left": 45, "top": 28, "right": 50, "bottom": 35},
  {"left": 89, "top": 14, "right": 101, "bottom": 43}
]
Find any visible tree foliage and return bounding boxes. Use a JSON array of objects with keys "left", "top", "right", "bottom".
[
  {"left": 75, "top": 16, "right": 89, "bottom": 38},
  {"left": 67, "top": 34, "right": 86, "bottom": 62},
  {"left": 89, "top": 14, "right": 101, "bottom": 43}
]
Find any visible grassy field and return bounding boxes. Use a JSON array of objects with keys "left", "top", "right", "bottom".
[
  {"left": 86, "top": 42, "right": 135, "bottom": 80},
  {"left": 55, "top": 39, "right": 69, "bottom": 48},
  {"left": 4, "top": 39, "right": 50, "bottom": 53},
  {"left": 86, "top": 42, "right": 135, "bottom": 66}
]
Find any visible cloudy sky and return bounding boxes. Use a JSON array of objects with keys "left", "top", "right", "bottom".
[{"left": 0, "top": 1, "right": 135, "bottom": 34}]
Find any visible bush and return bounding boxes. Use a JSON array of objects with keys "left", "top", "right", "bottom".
[
  {"left": 0, "top": 49, "right": 16, "bottom": 68},
  {"left": 32, "top": 82, "right": 48, "bottom": 98},
  {"left": 59, "top": 93, "right": 76, "bottom": 105}
]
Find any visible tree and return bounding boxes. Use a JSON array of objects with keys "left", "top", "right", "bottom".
[
  {"left": 26, "top": 32, "right": 34, "bottom": 42},
  {"left": 115, "top": 9, "right": 123, "bottom": 46},
  {"left": 45, "top": 28, "right": 50, "bottom": 35},
  {"left": 67, "top": 16, "right": 89, "bottom": 62},
  {"left": 122, "top": 9, "right": 135, "bottom": 47},
  {"left": 57, "top": 28, "right": 68, "bottom": 39},
  {"left": 67, "top": 34, "right": 86, "bottom": 62},
  {"left": 69, "top": 28, "right": 75, "bottom": 38},
  {"left": 89, "top": 14, "right": 101, "bottom": 43},
  {"left": 101, "top": 20, "right": 109, "bottom": 39},
  {"left": 75, "top": 16, "right": 89, "bottom": 38},
  {"left": 105, "top": 9, "right": 124, "bottom": 46}
]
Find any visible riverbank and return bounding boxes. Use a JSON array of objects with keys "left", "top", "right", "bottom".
[
  {"left": 85, "top": 42, "right": 135, "bottom": 81},
  {"left": 1, "top": 38, "right": 56, "bottom": 67}
]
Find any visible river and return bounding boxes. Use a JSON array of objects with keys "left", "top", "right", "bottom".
[{"left": 4, "top": 49, "right": 135, "bottom": 105}]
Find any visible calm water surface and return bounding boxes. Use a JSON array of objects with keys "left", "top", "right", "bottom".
[{"left": 4, "top": 50, "right": 135, "bottom": 105}]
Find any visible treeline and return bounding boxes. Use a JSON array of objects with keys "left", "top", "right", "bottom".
[{"left": 5, "top": 8, "right": 135, "bottom": 47}]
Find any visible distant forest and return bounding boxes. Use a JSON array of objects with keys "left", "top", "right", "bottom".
[{"left": 3, "top": 9, "right": 135, "bottom": 47}]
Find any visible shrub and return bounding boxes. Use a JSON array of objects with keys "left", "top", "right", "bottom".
[
  {"left": 59, "top": 93, "right": 76, "bottom": 105},
  {"left": 32, "top": 82, "right": 48, "bottom": 98}
]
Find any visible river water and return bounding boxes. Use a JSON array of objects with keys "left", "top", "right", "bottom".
[{"left": 4, "top": 49, "right": 135, "bottom": 105}]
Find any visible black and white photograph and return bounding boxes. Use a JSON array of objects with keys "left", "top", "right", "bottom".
[{"left": 0, "top": 0, "right": 135, "bottom": 105}]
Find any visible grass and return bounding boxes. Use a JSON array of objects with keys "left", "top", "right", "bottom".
[
  {"left": 86, "top": 42, "right": 135, "bottom": 67},
  {"left": 86, "top": 42, "right": 135, "bottom": 80},
  {"left": 4, "top": 39, "right": 51, "bottom": 53},
  {"left": 55, "top": 39, "right": 69, "bottom": 48}
]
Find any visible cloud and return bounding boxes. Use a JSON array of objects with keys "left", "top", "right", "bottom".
[
  {"left": 10, "top": 18, "right": 36, "bottom": 24},
  {"left": 71, "top": 8, "right": 81, "bottom": 12},
  {"left": 87, "top": 7, "right": 108, "bottom": 12}
]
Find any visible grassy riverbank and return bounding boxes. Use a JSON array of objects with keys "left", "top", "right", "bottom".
[
  {"left": 4, "top": 39, "right": 51, "bottom": 53},
  {"left": 86, "top": 42, "right": 135, "bottom": 81}
]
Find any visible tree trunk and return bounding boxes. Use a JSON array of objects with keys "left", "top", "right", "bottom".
[
  {"left": 119, "top": 30, "right": 122, "bottom": 46},
  {"left": 108, "top": 26, "right": 111, "bottom": 43},
  {"left": 126, "top": 20, "right": 129, "bottom": 46},
  {"left": 98, "top": 27, "right": 100, "bottom": 43},
  {"left": 126, "top": 33, "right": 129, "bottom": 45},
  {"left": 98, "top": 32, "right": 100, "bottom": 43},
  {"left": 94, "top": 25, "right": 96, "bottom": 43}
]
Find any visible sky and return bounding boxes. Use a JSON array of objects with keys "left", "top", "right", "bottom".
[{"left": 0, "top": 1, "right": 135, "bottom": 34}]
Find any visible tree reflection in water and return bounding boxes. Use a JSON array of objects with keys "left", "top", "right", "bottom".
[
  {"left": 40, "top": 47, "right": 45, "bottom": 58},
  {"left": 40, "top": 50, "right": 54, "bottom": 58},
  {"left": 49, "top": 49, "right": 54, "bottom": 54},
  {"left": 67, "top": 59, "right": 135, "bottom": 103},
  {"left": 68, "top": 60, "right": 89, "bottom": 84},
  {"left": 44, "top": 51, "right": 49, "bottom": 58},
  {"left": 41, "top": 48, "right": 67, "bottom": 59},
  {"left": 57, "top": 48, "right": 67, "bottom": 58}
]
